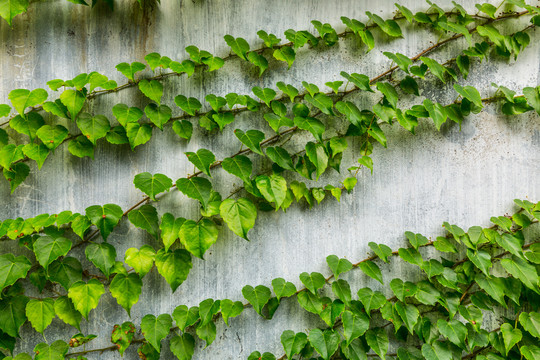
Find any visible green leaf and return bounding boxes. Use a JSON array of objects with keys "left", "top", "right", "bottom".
[
  {"left": 376, "top": 82, "right": 398, "bottom": 109},
  {"left": 76, "top": 113, "right": 110, "bottom": 144},
  {"left": 294, "top": 116, "right": 325, "bottom": 142},
  {"left": 85, "top": 203, "right": 123, "bottom": 241},
  {"left": 234, "top": 129, "right": 265, "bottom": 155},
  {"left": 421, "top": 342, "right": 452, "bottom": 360},
  {"left": 501, "top": 257, "right": 539, "bottom": 292},
  {"left": 220, "top": 299, "right": 243, "bottom": 326},
  {"left": 224, "top": 35, "right": 250, "bottom": 60},
  {"left": 185, "top": 148, "right": 215, "bottom": 177},
  {"left": 115, "top": 61, "right": 146, "bottom": 81},
  {"left": 159, "top": 213, "right": 183, "bottom": 251},
  {"left": 36, "top": 125, "right": 69, "bottom": 150},
  {"left": 33, "top": 235, "right": 72, "bottom": 270},
  {"left": 415, "top": 281, "right": 440, "bottom": 306},
  {"left": 170, "top": 59, "right": 195, "bottom": 77},
  {"left": 138, "top": 79, "right": 163, "bottom": 105},
  {"left": 305, "top": 93, "right": 334, "bottom": 115},
  {"left": 0, "top": 0, "right": 29, "bottom": 26},
  {"left": 265, "top": 147, "right": 294, "bottom": 171},
  {"left": 54, "top": 296, "right": 81, "bottom": 331},
  {"left": 309, "top": 329, "right": 340, "bottom": 360},
  {"left": 421, "top": 57, "right": 450, "bottom": 83},
  {"left": 110, "top": 273, "right": 142, "bottom": 316},
  {"left": 140, "top": 313, "right": 172, "bottom": 352},
  {"left": 85, "top": 242, "right": 117, "bottom": 277},
  {"left": 255, "top": 174, "right": 287, "bottom": 210},
  {"left": 172, "top": 305, "right": 199, "bottom": 332},
  {"left": 170, "top": 333, "right": 195, "bottom": 360},
  {"left": 343, "top": 310, "right": 369, "bottom": 346},
  {"left": 59, "top": 89, "right": 85, "bottom": 119},
  {"left": 212, "top": 112, "right": 235, "bottom": 131},
  {"left": 305, "top": 142, "right": 328, "bottom": 180},
  {"left": 399, "top": 76, "right": 419, "bottom": 96},
  {"left": 340, "top": 71, "right": 373, "bottom": 92},
  {"left": 252, "top": 87, "right": 276, "bottom": 107},
  {"left": 220, "top": 198, "right": 257, "bottom": 240},
  {"left": 8, "top": 89, "right": 47, "bottom": 115},
  {"left": 326, "top": 255, "right": 353, "bottom": 279},
  {"left": 454, "top": 84, "right": 483, "bottom": 109},
  {"left": 326, "top": 81, "right": 343, "bottom": 94},
  {"left": 368, "top": 242, "right": 392, "bottom": 263},
  {"left": 67, "top": 136, "right": 94, "bottom": 159},
  {"left": 222, "top": 155, "right": 252, "bottom": 183},
  {"left": 404, "top": 231, "right": 429, "bottom": 249},
  {"left": 521, "top": 345, "right": 540, "bottom": 360},
  {"left": 501, "top": 323, "right": 522, "bottom": 355},
  {"left": 272, "top": 278, "right": 296, "bottom": 300},
  {"left": 297, "top": 291, "right": 324, "bottom": 314},
  {"left": 174, "top": 95, "right": 202, "bottom": 116},
  {"left": 0, "top": 254, "right": 31, "bottom": 292},
  {"left": 128, "top": 204, "right": 159, "bottom": 238},
  {"left": 179, "top": 218, "right": 218, "bottom": 259},
  {"left": 196, "top": 321, "right": 217, "bottom": 347},
  {"left": 10, "top": 112, "right": 44, "bottom": 141},
  {"left": 519, "top": 312, "right": 540, "bottom": 338},
  {"left": 383, "top": 52, "right": 412, "bottom": 73},
  {"left": 423, "top": 99, "right": 447, "bottom": 130},
  {"left": 33, "top": 340, "right": 69, "bottom": 360},
  {"left": 25, "top": 298, "right": 55, "bottom": 334},
  {"left": 0, "top": 296, "right": 28, "bottom": 338},
  {"left": 395, "top": 302, "right": 419, "bottom": 334},
  {"left": 281, "top": 330, "right": 308, "bottom": 360},
  {"left": 124, "top": 245, "right": 155, "bottom": 278},
  {"left": 365, "top": 328, "right": 388, "bottom": 360},
  {"left": 276, "top": 82, "right": 298, "bottom": 102},
  {"left": 145, "top": 104, "right": 171, "bottom": 130},
  {"left": 48, "top": 257, "right": 82, "bottom": 290},
  {"left": 242, "top": 285, "right": 271, "bottom": 316},
  {"left": 466, "top": 249, "right": 492, "bottom": 277},
  {"left": 67, "top": 279, "right": 105, "bottom": 320},
  {"left": 154, "top": 249, "right": 192, "bottom": 292},
  {"left": 475, "top": 274, "right": 506, "bottom": 306},
  {"left": 300, "top": 272, "right": 326, "bottom": 295},
  {"left": 437, "top": 319, "right": 467, "bottom": 348},
  {"left": 0, "top": 144, "right": 23, "bottom": 170},
  {"left": 357, "top": 288, "right": 386, "bottom": 313},
  {"left": 476, "top": 3, "right": 497, "bottom": 18},
  {"left": 358, "top": 260, "right": 383, "bottom": 284},
  {"left": 172, "top": 120, "right": 193, "bottom": 141},
  {"left": 176, "top": 177, "right": 213, "bottom": 210},
  {"left": 133, "top": 172, "right": 173, "bottom": 201},
  {"left": 524, "top": 86, "right": 540, "bottom": 115},
  {"left": 112, "top": 104, "right": 143, "bottom": 127},
  {"left": 389, "top": 278, "right": 417, "bottom": 302},
  {"left": 273, "top": 47, "right": 296, "bottom": 69}
]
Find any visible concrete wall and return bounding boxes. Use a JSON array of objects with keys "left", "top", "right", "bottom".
[{"left": 0, "top": 0, "right": 539, "bottom": 358}]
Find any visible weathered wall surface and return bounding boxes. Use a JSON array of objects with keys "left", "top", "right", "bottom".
[{"left": 0, "top": 0, "right": 539, "bottom": 358}]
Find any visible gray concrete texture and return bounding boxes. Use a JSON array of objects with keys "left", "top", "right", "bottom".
[{"left": 0, "top": 0, "right": 539, "bottom": 358}]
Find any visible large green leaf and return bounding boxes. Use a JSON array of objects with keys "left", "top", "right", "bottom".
[
  {"left": 220, "top": 299, "right": 244, "bottom": 326},
  {"left": 185, "top": 148, "right": 216, "bottom": 177},
  {"left": 437, "top": 319, "right": 467, "bottom": 348},
  {"left": 242, "top": 285, "right": 271, "bottom": 316},
  {"left": 294, "top": 116, "right": 325, "bottom": 142},
  {"left": 170, "top": 333, "right": 195, "bottom": 360},
  {"left": 124, "top": 245, "right": 155, "bottom": 278},
  {"left": 25, "top": 298, "right": 55, "bottom": 334},
  {"left": 174, "top": 95, "right": 202, "bottom": 116},
  {"left": 308, "top": 329, "right": 340, "bottom": 360},
  {"left": 395, "top": 302, "right": 419, "bottom": 334},
  {"left": 501, "top": 323, "right": 522, "bottom": 355},
  {"left": 196, "top": 321, "right": 217, "bottom": 347},
  {"left": 299, "top": 271, "right": 326, "bottom": 295},
  {"left": 85, "top": 203, "right": 123, "bottom": 241},
  {"left": 281, "top": 330, "right": 308, "bottom": 360},
  {"left": 179, "top": 219, "right": 219, "bottom": 259},
  {"left": 128, "top": 204, "right": 159, "bottom": 238},
  {"left": 85, "top": 242, "right": 116, "bottom": 277},
  {"left": 271, "top": 278, "right": 296, "bottom": 300},
  {"left": 154, "top": 249, "right": 192, "bottom": 292},
  {"left": 0, "top": 254, "right": 31, "bottom": 292},
  {"left": 126, "top": 122, "right": 152, "bottom": 150},
  {"left": 110, "top": 273, "right": 142, "bottom": 316},
  {"left": 389, "top": 278, "right": 417, "bottom": 302},
  {"left": 519, "top": 312, "right": 540, "bottom": 338},
  {"left": 138, "top": 79, "right": 163, "bottom": 105},
  {"left": 115, "top": 62, "right": 146, "bottom": 81},
  {"left": 33, "top": 340, "right": 69, "bottom": 360},
  {"left": 33, "top": 236, "right": 72, "bottom": 270},
  {"left": 59, "top": 89, "right": 85, "bottom": 119},
  {"left": 172, "top": 305, "right": 199, "bottom": 332},
  {"left": 0, "top": 296, "right": 28, "bottom": 337},
  {"left": 219, "top": 198, "right": 257, "bottom": 240},
  {"left": 252, "top": 86, "right": 276, "bottom": 106},
  {"left": 0, "top": 0, "right": 29, "bottom": 26},
  {"left": 234, "top": 129, "right": 265, "bottom": 155},
  {"left": 222, "top": 155, "right": 252, "bottom": 183},
  {"left": 342, "top": 310, "right": 369, "bottom": 346},
  {"left": 36, "top": 125, "right": 68, "bottom": 150},
  {"left": 140, "top": 313, "right": 172, "bottom": 352},
  {"left": 423, "top": 99, "right": 447, "bottom": 130},
  {"left": 326, "top": 255, "right": 353, "bottom": 279},
  {"left": 523, "top": 86, "right": 540, "bottom": 115},
  {"left": 159, "top": 213, "right": 184, "bottom": 251},
  {"left": 112, "top": 104, "right": 143, "bottom": 127},
  {"left": 54, "top": 296, "right": 81, "bottom": 330},
  {"left": 8, "top": 88, "right": 47, "bottom": 115},
  {"left": 255, "top": 174, "right": 287, "bottom": 210},
  {"left": 145, "top": 104, "right": 171, "bottom": 130},
  {"left": 265, "top": 146, "right": 294, "bottom": 171},
  {"left": 357, "top": 288, "right": 386, "bottom": 314},
  {"left": 48, "top": 257, "right": 82, "bottom": 290},
  {"left": 358, "top": 260, "right": 383, "bottom": 284},
  {"left": 176, "top": 177, "right": 213, "bottom": 210},
  {"left": 501, "top": 257, "right": 539, "bottom": 292},
  {"left": 10, "top": 112, "right": 44, "bottom": 141},
  {"left": 133, "top": 172, "right": 173, "bottom": 201},
  {"left": 365, "top": 328, "right": 388, "bottom": 360},
  {"left": 305, "top": 142, "right": 328, "bottom": 180},
  {"left": 76, "top": 113, "right": 110, "bottom": 144},
  {"left": 67, "top": 279, "right": 105, "bottom": 320}
]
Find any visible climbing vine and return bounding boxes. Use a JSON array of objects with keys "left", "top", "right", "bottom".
[{"left": 0, "top": 1, "right": 539, "bottom": 359}]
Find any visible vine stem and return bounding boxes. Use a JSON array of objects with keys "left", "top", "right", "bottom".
[{"left": 0, "top": 9, "right": 498, "bottom": 129}]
